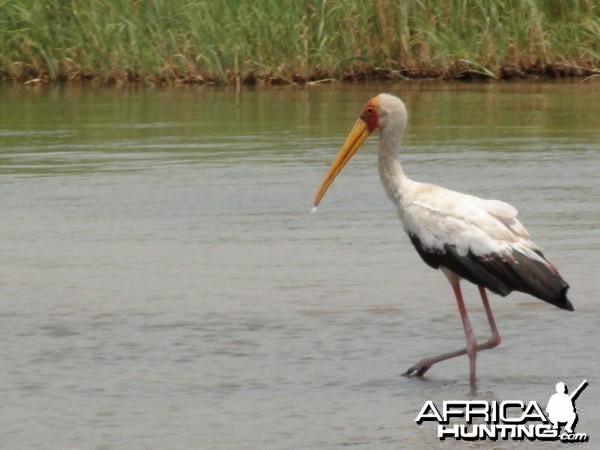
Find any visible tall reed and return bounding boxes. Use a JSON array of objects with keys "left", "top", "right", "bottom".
[{"left": 0, "top": 0, "right": 598, "bottom": 84}]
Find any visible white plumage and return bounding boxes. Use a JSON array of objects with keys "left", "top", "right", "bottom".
[{"left": 313, "top": 93, "right": 571, "bottom": 390}]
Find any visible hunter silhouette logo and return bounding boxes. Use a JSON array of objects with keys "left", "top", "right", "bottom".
[
  {"left": 546, "top": 380, "right": 587, "bottom": 434},
  {"left": 415, "top": 379, "right": 589, "bottom": 442}
]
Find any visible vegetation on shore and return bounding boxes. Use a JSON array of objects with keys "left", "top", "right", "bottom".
[{"left": 1, "top": 0, "right": 599, "bottom": 86}]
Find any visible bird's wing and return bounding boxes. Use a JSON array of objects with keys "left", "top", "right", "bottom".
[
  {"left": 464, "top": 194, "right": 529, "bottom": 238},
  {"left": 400, "top": 184, "right": 532, "bottom": 258},
  {"left": 399, "top": 184, "right": 570, "bottom": 308}
]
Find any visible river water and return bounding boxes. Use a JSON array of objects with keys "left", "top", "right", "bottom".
[{"left": 1, "top": 82, "right": 598, "bottom": 448}]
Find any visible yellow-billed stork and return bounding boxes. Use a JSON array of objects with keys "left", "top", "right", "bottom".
[{"left": 312, "top": 93, "right": 572, "bottom": 390}]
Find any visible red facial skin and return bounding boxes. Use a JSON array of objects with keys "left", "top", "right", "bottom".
[{"left": 360, "top": 98, "right": 379, "bottom": 132}]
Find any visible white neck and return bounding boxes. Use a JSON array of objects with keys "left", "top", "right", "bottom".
[{"left": 377, "top": 127, "right": 411, "bottom": 207}]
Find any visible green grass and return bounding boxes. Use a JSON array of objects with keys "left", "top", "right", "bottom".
[{"left": 0, "top": 0, "right": 599, "bottom": 85}]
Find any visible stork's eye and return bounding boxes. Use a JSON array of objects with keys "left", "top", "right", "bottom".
[{"left": 360, "top": 102, "right": 378, "bottom": 130}]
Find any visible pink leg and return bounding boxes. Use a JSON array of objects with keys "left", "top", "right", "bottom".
[
  {"left": 478, "top": 285, "right": 501, "bottom": 350},
  {"left": 452, "top": 281, "right": 478, "bottom": 389},
  {"left": 405, "top": 282, "right": 500, "bottom": 390}
]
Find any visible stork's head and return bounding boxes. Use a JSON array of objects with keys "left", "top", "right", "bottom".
[{"left": 312, "top": 93, "right": 407, "bottom": 209}]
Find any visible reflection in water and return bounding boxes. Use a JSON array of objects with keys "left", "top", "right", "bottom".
[{"left": 0, "top": 82, "right": 598, "bottom": 448}]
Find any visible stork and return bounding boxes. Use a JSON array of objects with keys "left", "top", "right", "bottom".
[{"left": 312, "top": 93, "right": 572, "bottom": 390}]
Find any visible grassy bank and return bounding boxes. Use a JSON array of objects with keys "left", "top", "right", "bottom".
[{"left": 1, "top": 0, "right": 599, "bottom": 85}]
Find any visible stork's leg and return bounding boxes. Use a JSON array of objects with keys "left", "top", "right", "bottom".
[
  {"left": 477, "top": 285, "right": 501, "bottom": 350},
  {"left": 453, "top": 280, "right": 478, "bottom": 389},
  {"left": 404, "top": 284, "right": 501, "bottom": 383},
  {"left": 404, "top": 279, "right": 478, "bottom": 389}
]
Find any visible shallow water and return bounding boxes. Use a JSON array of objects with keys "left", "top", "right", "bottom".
[{"left": 1, "top": 82, "right": 599, "bottom": 448}]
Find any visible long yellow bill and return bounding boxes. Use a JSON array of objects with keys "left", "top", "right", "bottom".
[{"left": 312, "top": 118, "right": 371, "bottom": 209}]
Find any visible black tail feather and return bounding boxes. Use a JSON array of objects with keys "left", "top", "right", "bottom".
[
  {"left": 510, "top": 250, "right": 572, "bottom": 310},
  {"left": 408, "top": 234, "right": 573, "bottom": 311}
]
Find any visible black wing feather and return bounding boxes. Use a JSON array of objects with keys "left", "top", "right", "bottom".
[{"left": 409, "top": 233, "right": 573, "bottom": 311}]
